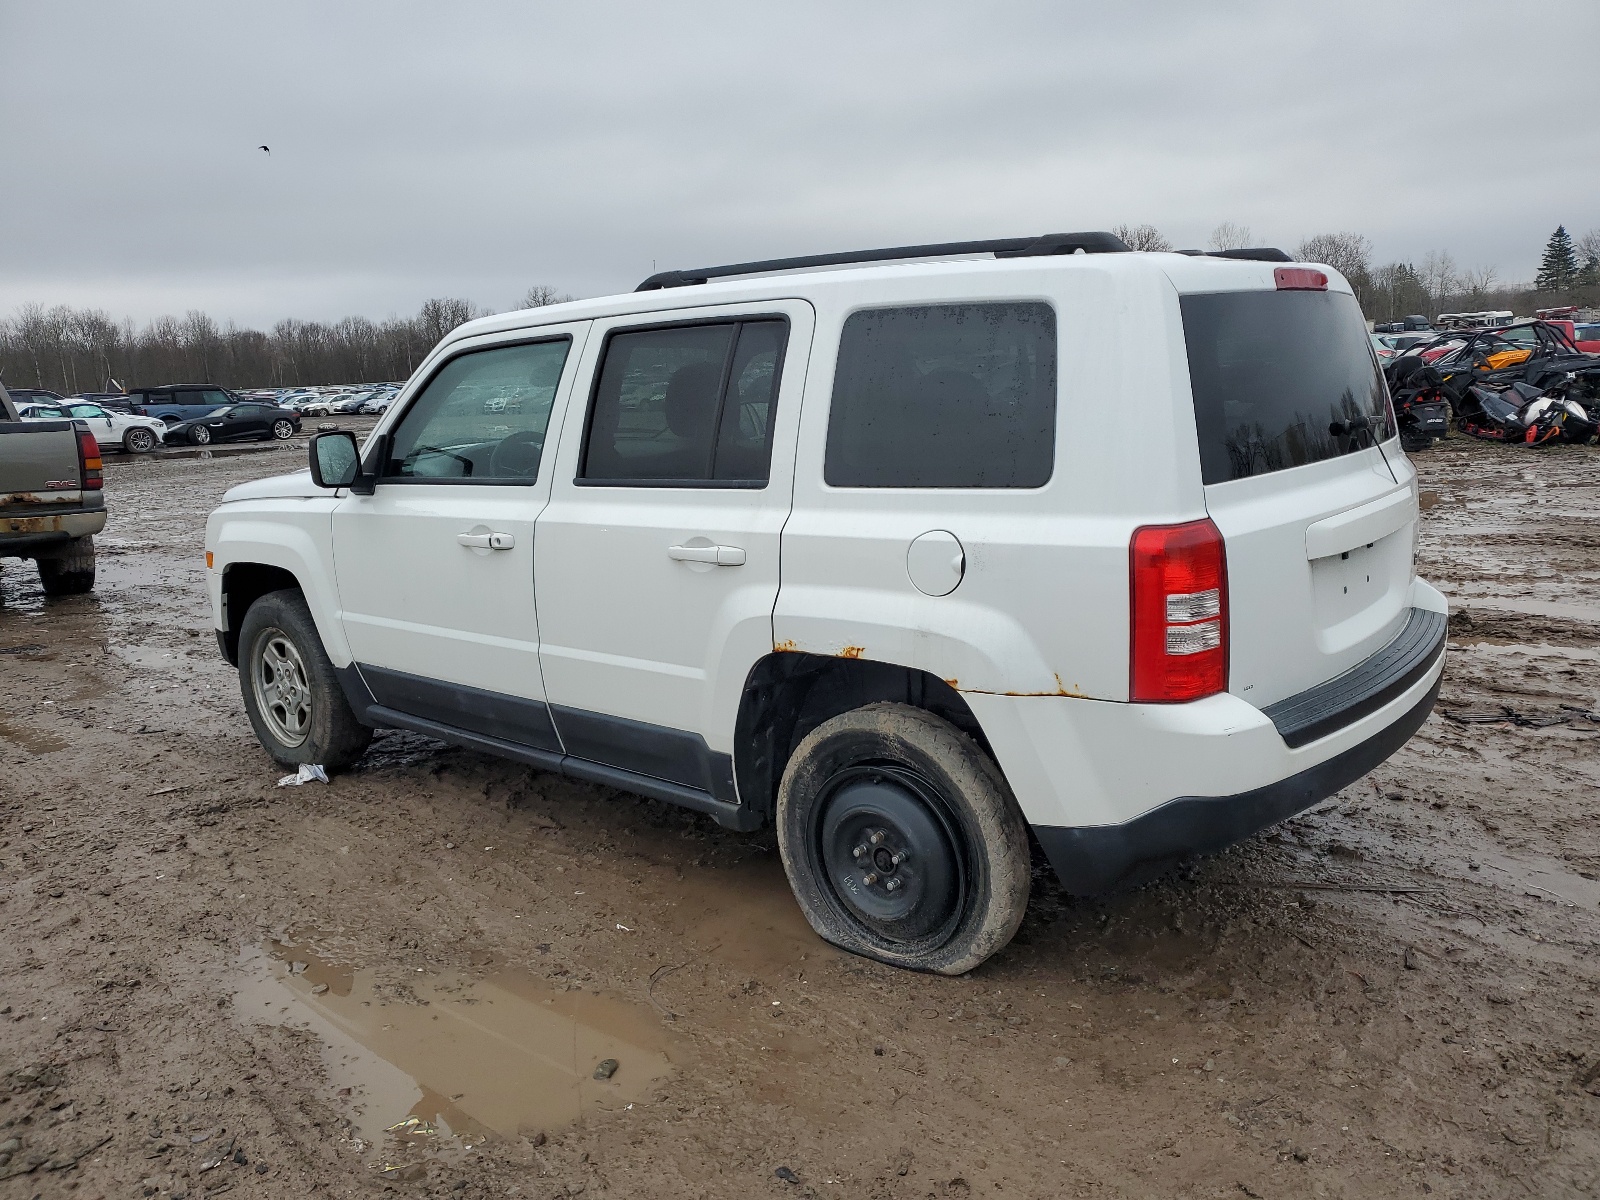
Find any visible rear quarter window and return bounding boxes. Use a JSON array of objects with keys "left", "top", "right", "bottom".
[
  {"left": 824, "top": 302, "right": 1056, "bottom": 488},
  {"left": 1180, "top": 290, "right": 1390, "bottom": 485}
]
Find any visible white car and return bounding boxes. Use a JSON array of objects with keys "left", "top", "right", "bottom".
[
  {"left": 18, "top": 400, "right": 167, "bottom": 453},
  {"left": 206, "top": 233, "right": 1446, "bottom": 975}
]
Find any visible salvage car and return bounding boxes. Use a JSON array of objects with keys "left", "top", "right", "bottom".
[
  {"left": 18, "top": 400, "right": 167, "bottom": 453},
  {"left": 168, "top": 403, "right": 301, "bottom": 446},
  {"left": 206, "top": 233, "right": 1446, "bottom": 974},
  {"left": 1, "top": 382, "right": 103, "bottom": 594}
]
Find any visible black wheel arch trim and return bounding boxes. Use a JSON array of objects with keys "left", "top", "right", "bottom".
[{"left": 1034, "top": 672, "right": 1442, "bottom": 896}]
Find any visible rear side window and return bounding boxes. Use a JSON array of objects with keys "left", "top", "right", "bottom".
[
  {"left": 1181, "top": 290, "right": 1390, "bottom": 485},
  {"left": 580, "top": 318, "right": 788, "bottom": 485},
  {"left": 825, "top": 302, "right": 1056, "bottom": 488}
]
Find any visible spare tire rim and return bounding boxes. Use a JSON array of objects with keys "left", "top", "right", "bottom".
[
  {"left": 252, "top": 629, "right": 312, "bottom": 747},
  {"left": 815, "top": 764, "right": 969, "bottom": 949}
]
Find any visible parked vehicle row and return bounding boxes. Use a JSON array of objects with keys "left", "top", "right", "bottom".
[{"left": 15, "top": 400, "right": 168, "bottom": 453}]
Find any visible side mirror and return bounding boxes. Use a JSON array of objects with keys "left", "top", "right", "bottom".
[{"left": 309, "top": 430, "right": 362, "bottom": 489}]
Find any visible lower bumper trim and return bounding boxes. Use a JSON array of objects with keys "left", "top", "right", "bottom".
[{"left": 1033, "top": 672, "right": 1442, "bottom": 896}]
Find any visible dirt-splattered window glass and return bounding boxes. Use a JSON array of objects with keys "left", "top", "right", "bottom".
[
  {"left": 384, "top": 338, "right": 571, "bottom": 482},
  {"left": 1181, "top": 290, "right": 1391, "bottom": 485},
  {"left": 579, "top": 319, "right": 789, "bottom": 485},
  {"left": 824, "top": 302, "right": 1057, "bottom": 488}
]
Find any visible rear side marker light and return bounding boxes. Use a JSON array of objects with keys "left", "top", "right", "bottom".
[
  {"left": 1275, "top": 267, "right": 1328, "bottom": 291},
  {"left": 1130, "top": 519, "right": 1228, "bottom": 703}
]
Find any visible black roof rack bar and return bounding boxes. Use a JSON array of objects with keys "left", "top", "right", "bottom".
[
  {"left": 1175, "top": 247, "right": 1294, "bottom": 263},
  {"left": 635, "top": 231, "right": 1131, "bottom": 291}
]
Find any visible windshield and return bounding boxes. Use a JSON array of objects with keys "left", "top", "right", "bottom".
[{"left": 1181, "top": 289, "right": 1391, "bottom": 485}]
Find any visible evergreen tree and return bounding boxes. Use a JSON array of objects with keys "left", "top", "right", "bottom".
[{"left": 1535, "top": 225, "right": 1578, "bottom": 290}]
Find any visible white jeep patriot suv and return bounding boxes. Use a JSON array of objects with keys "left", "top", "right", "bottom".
[{"left": 206, "top": 232, "right": 1446, "bottom": 974}]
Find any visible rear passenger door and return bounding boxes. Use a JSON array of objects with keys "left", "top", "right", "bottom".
[{"left": 534, "top": 302, "right": 812, "bottom": 798}]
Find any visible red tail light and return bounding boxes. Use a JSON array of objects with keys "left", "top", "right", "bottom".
[
  {"left": 1130, "top": 519, "right": 1228, "bottom": 702},
  {"left": 76, "top": 429, "right": 103, "bottom": 490},
  {"left": 1275, "top": 267, "right": 1328, "bottom": 291}
]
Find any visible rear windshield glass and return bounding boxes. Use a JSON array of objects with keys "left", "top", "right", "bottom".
[{"left": 1181, "top": 290, "right": 1390, "bottom": 485}]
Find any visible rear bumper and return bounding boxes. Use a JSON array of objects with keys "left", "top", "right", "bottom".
[
  {"left": 964, "top": 580, "right": 1448, "bottom": 894},
  {"left": 1, "top": 506, "right": 106, "bottom": 556},
  {"left": 1033, "top": 672, "right": 1441, "bottom": 894}
]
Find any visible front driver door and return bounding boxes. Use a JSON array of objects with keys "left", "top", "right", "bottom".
[{"left": 331, "top": 325, "right": 588, "bottom": 752}]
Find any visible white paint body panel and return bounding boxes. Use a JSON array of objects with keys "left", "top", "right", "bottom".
[
  {"left": 328, "top": 322, "right": 590, "bottom": 702},
  {"left": 534, "top": 300, "right": 814, "bottom": 752}
]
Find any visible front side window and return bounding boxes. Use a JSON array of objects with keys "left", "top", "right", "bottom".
[
  {"left": 824, "top": 302, "right": 1057, "bottom": 488},
  {"left": 68, "top": 404, "right": 106, "bottom": 418},
  {"left": 384, "top": 337, "right": 571, "bottom": 482},
  {"left": 580, "top": 318, "right": 787, "bottom": 485}
]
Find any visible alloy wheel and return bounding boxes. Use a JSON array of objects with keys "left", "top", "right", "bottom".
[{"left": 251, "top": 629, "right": 313, "bottom": 748}]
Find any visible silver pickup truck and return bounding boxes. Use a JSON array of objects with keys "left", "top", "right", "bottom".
[{"left": 0, "top": 381, "right": 105, "bottom": 595}]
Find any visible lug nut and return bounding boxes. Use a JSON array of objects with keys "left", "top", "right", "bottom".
[
  {"left": 890, "top": 851, "right": 907, "bottom": 866},
  {"left": 886, "top": 878, "right": 902, "bottom": 892},
  {"left": 869, "top": 830, "right": 886, "bottom": 845},
  {"left": 852, "top": 844, "right": 869, "bottom": 859},
  {"left": 862, "top": 872, "right": 878, "bottom": 886}
]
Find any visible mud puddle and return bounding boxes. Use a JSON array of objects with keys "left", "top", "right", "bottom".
[
  {"left": 1477, "top": 849, "right": 1600, "bottom": 910},
  {"left": 154, "top": 443, "right": 294, "bottom": 461},
  {"left": 0, "top": 714, "right": 69, "bottom": 754},
  {"left": 657, "top": 849, "right": 827, "bottom": 977},
  {"left": 232, "top": 938, "right": 680, "bottom": 1148},
  {"left": 1446, "top": 595, "right": 1600, "bottom": 624}
]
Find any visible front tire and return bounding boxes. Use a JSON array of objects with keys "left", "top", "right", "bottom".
[
  {"left": 238, "top": 589, "right": 372, "bottom": 771},
  {"left": 189, "top": 425, "right": 211, "bottom": 446},
  {"left": 36, "top": 536, "right": 96, "bottom": 596},
  {"left": 776, "top": 703, "right": 1030, "bottom": 975},
  {"left": 124, "top": 426, "right": 158, "bottom": 453},
  {"left": 271, "top": 419, "right": 295, "bottom": 440}
]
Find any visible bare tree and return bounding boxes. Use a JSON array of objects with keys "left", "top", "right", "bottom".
[
  {"left": 1208, "top": 222, "right": 1252, "bottom": 251},
  {"left": 520, "top": 285, "right": 575, "bottom": 309},
  {"left": 418, "top": 297, "right": 484, "bottom": 346},
  {"left": 1460, "top": 265, "right": 1500, "bottom": 303},
  {"left": 1295, "top": 232, "right": 1372, "bottom": 281},
  {"left": 1420, "top": 250, "right": 1459, "bottom": 307},
  {"left": 1110, "top": 224, "right": 1173, "bottom": 253}
]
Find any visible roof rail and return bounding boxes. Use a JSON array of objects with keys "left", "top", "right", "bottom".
[
  {"left": 635, "top": 231, "right": 1131, "bottom": 291},
  {"left": 1176, "top": 247, "right": 1294, "bottom": 263}
]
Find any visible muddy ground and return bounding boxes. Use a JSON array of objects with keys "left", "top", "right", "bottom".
[{"left": 2, "top": 435, "right": 1597, "bottom": 1200}]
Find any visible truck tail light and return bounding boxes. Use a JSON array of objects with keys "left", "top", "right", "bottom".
[
  {"left": 76, "top": 429, "right": 103, "bottom": 490},
  {"left": 1130, "top": 519, "right": 1228, "bottom": 702}
]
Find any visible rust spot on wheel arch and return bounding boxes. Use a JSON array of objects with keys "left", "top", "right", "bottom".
[
  {"left": 837, "top": 646, "right": 866, "bottom": 659},
  {"left": 773, "top": 639, "right": 797, "bottom": 653}
]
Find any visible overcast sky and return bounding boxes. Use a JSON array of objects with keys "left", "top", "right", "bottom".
[{"left": 3, "top": 1, "right": 1597, "bottom": 327}]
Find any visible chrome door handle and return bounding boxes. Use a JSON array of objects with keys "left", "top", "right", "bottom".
[
  {"left": 668, "top": 543, "right": 745, "bottom": 566},
  {"left": 457, "top": 532, "right": 515, "bottom": 550}
]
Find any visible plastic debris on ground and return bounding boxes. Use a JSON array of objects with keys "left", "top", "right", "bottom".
[{"left": 277, "top": 763, "right": 330, "bottom": 787}]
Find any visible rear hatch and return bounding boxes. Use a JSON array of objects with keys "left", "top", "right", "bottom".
[
  {"left": 0, "top": 420, "right": 86, "bottom": 504},
  {"left": 1176, "top": 273, "right": 1415, "bottom": 711}
]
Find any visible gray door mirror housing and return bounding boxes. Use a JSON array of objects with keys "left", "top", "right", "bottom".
[{"left": 309, "top": 430, "right": 362, "bottom": 489}]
